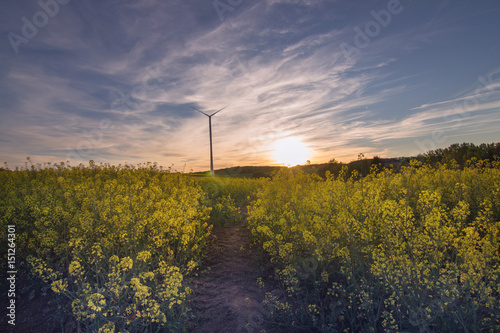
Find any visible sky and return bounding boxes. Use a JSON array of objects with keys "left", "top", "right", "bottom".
[{"left": 1, "top": 0, "right": 500, "bottom": 171}]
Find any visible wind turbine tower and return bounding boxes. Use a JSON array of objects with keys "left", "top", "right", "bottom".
[{"left": 191, "top": 105, "right": 228, "bottom": 176}]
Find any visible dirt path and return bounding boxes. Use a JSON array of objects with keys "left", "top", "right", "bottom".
[{"left": 185, "top": 220, "right": 272, "bottom": 333}]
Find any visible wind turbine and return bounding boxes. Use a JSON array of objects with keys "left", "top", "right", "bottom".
[{"left": 191, "top": 105, "right": 228, "bottom": 176}]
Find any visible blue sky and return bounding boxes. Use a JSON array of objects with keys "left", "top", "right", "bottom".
[{"left": 1, "top": 0, "right": 499, "bottom": 171}]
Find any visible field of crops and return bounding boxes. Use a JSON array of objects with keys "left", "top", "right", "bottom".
[
  {"left": 1, "top": 158, "right": 499, "bottom": 332},
  {"left": 0, "top": 162, "right": 229, "bottom": 332},
  {"left": 248, "top": 159, "right": 500, "bottom": 332}
]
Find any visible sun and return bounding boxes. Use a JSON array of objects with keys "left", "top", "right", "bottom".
[{"left": 272, "top": 137, "right": 311, "bottom": 166}]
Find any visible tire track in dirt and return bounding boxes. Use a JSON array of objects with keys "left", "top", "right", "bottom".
[{"left": 185, "top": 220, "right": 271, "bottom": 333}]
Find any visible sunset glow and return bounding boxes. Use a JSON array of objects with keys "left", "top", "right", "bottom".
[{"left": 272, "top": 137, "right": 311, "bottom": 166}]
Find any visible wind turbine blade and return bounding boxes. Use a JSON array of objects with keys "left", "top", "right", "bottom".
[
  {"left": 210, "top": 105, "right": 228, "bottom": 117},
  {"left": 190, "top": 106, "right": 210, "bottom": 117}
]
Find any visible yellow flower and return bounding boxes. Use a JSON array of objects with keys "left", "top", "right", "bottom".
[
  {"left": 186, "top": 260, "right": 197, "bottom": 273},
  {"left": 136, "top": 251, "right": 151, "bottom": 263},
  {"left": 139, "top": 271, "right": 155, "bottom": 281},
  {"left": 98, "top": 321, "right": 115, "bottom": 333},
  {"left": 51, "top": 279, "right": 68, "bottom": 294},
  {"left": 87, "top": 293, "right": 106, "bottom": 312},
  {"left": 69, "top": 261, "right": 83, "bottom": 277},
  {"left": 117, "top": 257, "right": 133, "bottom": 271}
]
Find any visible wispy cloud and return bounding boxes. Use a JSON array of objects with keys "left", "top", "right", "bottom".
[{"left": 1, "top": 1, "right": 499, "bottom": 169}]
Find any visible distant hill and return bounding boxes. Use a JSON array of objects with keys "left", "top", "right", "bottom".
[
  {"left": 191, "top": 142, "right": 499, "bottom": 178},
  {"left": 190, "top": 166, "right": 284, "bottom": 178},
  {"left": 192, "top": 159, "right": 403, "bottom": 179}
]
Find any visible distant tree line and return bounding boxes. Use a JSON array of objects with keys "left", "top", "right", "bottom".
[
  {"left": 316, "top": 154, "right": 405, "bottom": 179},
  {"left": 317, "top": 142, "right": 500, "bottom": 179},
  {"left": 417, "top": 142, "right": 500, "bottom": 167}
]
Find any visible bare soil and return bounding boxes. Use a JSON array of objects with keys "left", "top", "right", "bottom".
[{"left": 185, "top": 220, "right": 276, "bottom": 333}]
